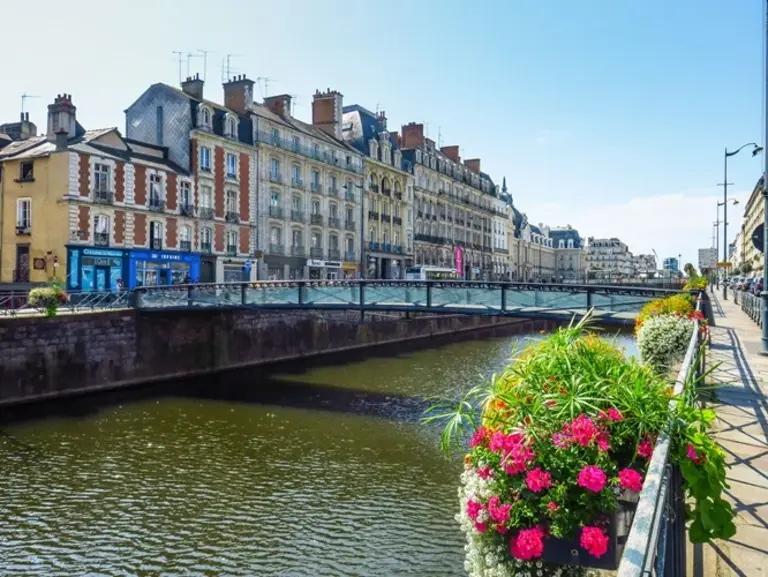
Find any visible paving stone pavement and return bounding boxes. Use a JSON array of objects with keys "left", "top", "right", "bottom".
[{"left": 700, "top": 291, "right": 768, "bottom": 576}]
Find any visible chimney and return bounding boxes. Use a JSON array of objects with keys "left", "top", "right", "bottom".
[
  {"left": 222, "top": 74, "right": 255, "bottom": 114},
  {"left": 55, "top": 129, "right": 68, "bottom": 151},
  {"left": 181, "top": 73, "right": 204, "bottom": 100},
  {"left": 389, "top": 131, "right": 401, "bottom": 147},
  {"left": 441, "top": 145, "right": 460, "bottom": 163},
  {"left": 312, "top": 88, "right": 343, "bottom": 138},
  {"left": 263, "top": 94, "right": 292, "bottom": 118},
  {"left": 47, "top": 93, "right": 77, "bottom": 140},
  {"left": 376, "top": 110, "right": 387, "bottom": 130},
  {"left": 464, "top": 158, "right": 481, "bottom": 173},
  {"left": 400, "top": 123, "right": 424, "bottom": 149}
]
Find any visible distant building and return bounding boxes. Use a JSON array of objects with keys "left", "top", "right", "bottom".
[
  {"left": 663, "top": 257, "right": 679, "bottom": 272},
  {"left": 632, "top": 254, "right": 657, "bottom": 277},
  {"left": 0, "top": 112, "right": 37, "bottom": 142},
  {"left": 698, "top": 247, "right": 717, "bottom": 273},
  {"left": 586, "top": 237, "right": 633, "bottom": 280},
  {"left": 550, "top": 226, "right": 585, "bottom": 281}
]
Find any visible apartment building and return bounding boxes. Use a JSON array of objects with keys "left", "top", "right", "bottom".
[
  {"left": 400, "top": 123, "right": 496, "bottom": 280},
  {"left": 741, "top": 176, "right": 764, "bottom": 276},
  {"left": 341, "top": 105, "right": 413, "bottom": 278},
  {"left": 586, "top": 237, "right": 633, "bottom": 280},
  {"left": 125, "top": 76, "right": 364, "bottom": 281},
  {"left": 0, "top": 94, "right": 201, "bottom": 289},
  {"left": 550, "top": 226, "right": 585, "bottom": 281},
  {"left": 491, "top": 183, "right": 511, "bottom": 280}
]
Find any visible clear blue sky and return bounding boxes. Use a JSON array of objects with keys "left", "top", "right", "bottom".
[{"left": 2, "top": 0, "right": 765, "bottom": 268}]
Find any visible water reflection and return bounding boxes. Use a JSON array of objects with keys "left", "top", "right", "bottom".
[{"left": 0, "top": 328, "right": 635, "bottom": 576}]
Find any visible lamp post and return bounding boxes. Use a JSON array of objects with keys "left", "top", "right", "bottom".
[
  {"left": 717, "top": 198, "right": 739, "bottom": 296},
  {"left": 722, "top": 144, "right": 762, "bottom": 298}
]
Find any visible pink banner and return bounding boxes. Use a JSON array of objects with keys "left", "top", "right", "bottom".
[{"left": 454, "top": 245, "right": 464, "bottom": 279}]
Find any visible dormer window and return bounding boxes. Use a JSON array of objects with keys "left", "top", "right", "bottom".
[
  {"left": 369, "top": 139, "right": 379, "bottom": 160},
  {"left": 200, "top": 107, "right": 212, "bottom": 129},
  {"left": 227, "top": 117, "right": 237, "bottom": 139}
]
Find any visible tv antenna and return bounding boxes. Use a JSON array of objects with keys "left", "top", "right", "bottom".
[
  {"left": 172, "top": 51, "right": 185, "bottom": 83},
  {"left": 223, "top": 53, "right": 242, "bottom": 81},
  {"left": 257, "top": 77, "right": 274, "bottom": 98},
  {"left": 197, "top": 49, "right": 212, "bottom": 81},
  {"left": 21, "top": 93, "right": 40, "bottom": 115},
  {"left": 186, "top": 52, "right": 202, "bottom": 78}
]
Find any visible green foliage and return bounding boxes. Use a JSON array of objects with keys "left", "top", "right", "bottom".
[
  {"left": 683, "top": 275, "right": 708, "bottom": 291},
  {"left": 637, "top": 313, "right": 693, "bottom": 375},
  {"left": 28, "top": 284, "right": 67, "bottom": 317}
]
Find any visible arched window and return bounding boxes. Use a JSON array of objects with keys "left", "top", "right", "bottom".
[
  {"left": 200, "top": 107, "right": 211, "bottom": 128},
  {"left": 227, "top": 117, "right": 237, "bottom": 138},
  {"left": 270, "top": 226, "right": 282, "bottom": 247},
  {"left": 559, "top": 239, "right": 565, "bottom": 249},
  {"left": 568, "top": 239, "right": 574, "bottom": 249},
  {"left": 201, "top": 227, "right": 213, "bottom": 252}
]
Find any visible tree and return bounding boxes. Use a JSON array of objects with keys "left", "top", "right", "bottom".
[{"left": 684, "top": 263, "right": 697, "bottom": 278}]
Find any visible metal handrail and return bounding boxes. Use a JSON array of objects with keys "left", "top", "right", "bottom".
[{"left": 617, "top": 298, "right": 701, "bottom": 577}]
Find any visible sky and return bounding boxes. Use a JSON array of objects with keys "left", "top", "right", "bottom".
[{"left": 2, "top": 0, "right": 766, "bottom": 268}]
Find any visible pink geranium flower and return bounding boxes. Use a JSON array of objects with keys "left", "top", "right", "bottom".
[
  {"left": 476, "top": 466, "right": 492, "bottom": 480},
  {"left": 687, "top": 443, "right": 706, "bottom": 464},
  {"left": 466, "top": 499, "right": 483, "bottom": 521},
  {"left": 547, "top": 501, "right": 559, "bottom": 512},
  {"left": 577, "top": 465, "right": 607, "bottom": 493},
  {"left": 475, "top": 522, "right": 487, "bottom": 533},
  {"left": 525, "top": 468, "right": 553, "bottom": 493},
  {"left": 488, "top": 495, "right": 512, "bottom": 525},
  {"left": 606, "top": 408, "right": 623, "bottom": 421},
  {"left": 510, "top": 526, "right": 546, "bottom": 560},
  {"left": 470, "top": 426, "right": 490, "bottom": 448},
  {"left": 618, "top": 468, "right": 644, "bottom": 492},
  {"left": 580, "top": 526, "right": 609, "bottom": 558},
  {"left": 552, "top": 432, "right": 571, "bottom": 449},
  {"left": 638, "top": 438, "right": 654, "bottom": 459},
  {"left": 596, "top": 431, "right": 611, "bottom": 453},
  {"left": 571, "top": 414, "right": 598, "bottom": 447}
]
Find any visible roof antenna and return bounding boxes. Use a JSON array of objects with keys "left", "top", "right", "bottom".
[
  {"left": 257, "top": 77, "right": 274, "bottom": 98},
  {"left": 186, "top": 52, "right": 201, "bottom": 78},
  {"left": 224, "top": 53, "right": 241, "bottom": 81},
  {"left": 21, "top": 93, "right": 40, "bottom": 115},
  {"left": 197, "top": 49, "right": 211, "bottom": 82}
]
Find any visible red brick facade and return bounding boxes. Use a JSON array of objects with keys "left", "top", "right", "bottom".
[
  {"left": 239, "top": 153, "right": 250, "bottom": 222},
  {"left": 214, "top": 223, "right": 225, "bottom": 252},
  {"left": 79, "top": 154, "right": 90, "bottom": 197},
  {"left": 134, "top": 213, "right": 147, "bottom": 246},
  {"left": 78, "top": 205, "right": 90, "bottom": 240},
  {"left": 239, "top": 226, "right": 249, "bottom": 254},
  {"left": 115, "top": 162, "right": 125, "bottom": 202},
  {"left": 166, "top": 173, "right": 178, "bottom": 211},
  {"left": 114, "top": 210, "right": 125, "bottom": 244},
  {"left": 134, "top": 165, "right": 146, "bottom": 205},
  {"left": 166, "top": 217, "right": 178, "bottom": 249},
  {"left": 214, "top": 146, "right": 225, "bottom": 218}
]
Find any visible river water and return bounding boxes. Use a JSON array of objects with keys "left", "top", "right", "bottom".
[{"left": 0, "top": 329, "right": 635, "bottom": 577}]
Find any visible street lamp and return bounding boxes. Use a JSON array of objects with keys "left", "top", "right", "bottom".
[
  {"left": 716, "top": 198, "right": 738, "bottom": 291},
  {"left": 722, "top": 143, "right": 762, "bottom": 299}
]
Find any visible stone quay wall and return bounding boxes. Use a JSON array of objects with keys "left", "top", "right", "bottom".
[{"left": 0, "top": 309, "right": 553, "bottom": 406}]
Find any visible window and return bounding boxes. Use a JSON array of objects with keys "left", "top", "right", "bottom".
[
  {"left": 94, "top": 215, "right": 110, "bottom": 246},
  {"left": 292, "top": 135, "right": 300, "bottom": 151},
  {"left": 394, "top": 231, "right": 400, "bottom": 246},
  {"left": 226, "top": 153, "right": 237, "bottom": 178},
  {"left": 271, "top": 191, "right": 281, "bottom": 207},
  {"left": 180, "top": 225, "right": 191, "bottom": 243},
  {"left": 180, "top": 181, "right": 191, "bottom": 207},
  {"left": 292, "top": 229, "right": 302, "bottom": 247},
  {"left": 369, "top": 228, "right": 375, "bottom": 242},
  {"left": 559, "top": 240, "right": 565, "bottom": 249},
  {"left": 149, "top": 174, "right": 163, "bottom": 207},
  {"left": 226, "top": 230, "right": 237, "bottom": 251},
  {"left": 329, "top": 203, "right": 338, "bottom": 218},
  {"left": 201, "top": 227, "right": 212, "bottom": 250},
  {"left": 292, "top": 196, "right": 302, "bottom": 211},
  {"left": 329, "top": 234, "right": 339, "bottom": 250},
  {"left": 150, "top": 221, "right": 163, "bottom": 249},
  {"left": 270, "top": 158, "right": 280, "bottom": 179},
  {"left": 346, "top": 236, "right": 354, "bottom": 253},
  {"left": 200, "top": 185, "right": 212, "bottom": 209},
  {"left": 201, "top": 108, "right": 211, "bottom": 127},
  {"left": 94, "top": 163, "right": 111, "bottom": 192},
  {"left": 270, "top": 226, "right": 281, "bottom": 245},
  {"left": 329, "top": 174, "right": 337, "bottom": 191},
  {"left": 311, "top": 232, "right": 322, "bottom": 248},
  {"left": 226, "top": 190, "right": 237, "bottom": 215},
  {"left": 312, "top": 200, "right": 321, "bottom": 215},
  {"left": 568, "top": 239, "right": 574, "bottom": 249},
  {"left": 16, "top": 198, "right": 31, "bottom": 229},
  {"left": 312, "top": 170, "right": 320, "bottom": 187},
  {"left": 200, "top": 146, "right": 211, "bottom": 171},
  {"left": 292, "top": 165, "right": 301, "bottom": 184},
  {"left": 345, "top": 206, "right": 354, "bottom": 223},
  {"left": 227, "top": 117, "right": 237, "bottom": 138},
  {"left": 19, "top": 161, "right": 33, "bottom": 181},
  {"left": 271, "top": 128, "right": 280, "bottom": 144},
  {"left": 313, "top": 143, "right": 320, "bottom": 159}
]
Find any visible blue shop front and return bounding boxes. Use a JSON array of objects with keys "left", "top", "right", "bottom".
[{"left": 67, "top": 246, "right": 201, "bottom": 291}]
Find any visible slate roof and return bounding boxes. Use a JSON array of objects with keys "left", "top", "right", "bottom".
[
  {"left": 549, "top": 228, "right": 582, "bottom": 247},
  {"left": 341, "top": 104, "right": 409, "bottom": 171}
]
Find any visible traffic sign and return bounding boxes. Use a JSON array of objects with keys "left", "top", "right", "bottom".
[{"left": 752, "top": 224, "right": 765, "bottom": 253}]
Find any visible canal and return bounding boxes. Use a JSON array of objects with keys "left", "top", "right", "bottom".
[{"left": 0, "top": 327, "right": 635, "bottom": 576}]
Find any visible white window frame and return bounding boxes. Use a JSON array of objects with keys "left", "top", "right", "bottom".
[
  {"left": 16, "top": 198, "right": 31, "bottom": 229},
  {"left": 94, "top": 163, "right": 111, "bottom": 193},
  {"left": 200, "top": 185, "right": 212, "bottom": 209},
  {"left": 201, "top": 227, "right": 213, "bottom": 246},
  {"left": 200, "top": 146, "right": 211, "bottom": 171},
  {"left": 180, "top": 181, "right": 192, "bottom": 207},
  {"left": 226, "top": 153, "right": 237, "bottom": 178}
]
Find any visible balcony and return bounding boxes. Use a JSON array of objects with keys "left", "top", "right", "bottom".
[
  {"left": 369, "top": 241, "right": 380, "bottom": 251},
  {"left": 381, "top": 214, "right": 391, "bottom": 223},
  {"left": 392, "top": 245, "right": 402, "bottom": 254},
  {"left": 270, "top": 172, "right": 283, "bottom": 184},
  {"left": 291, "top": 245, "right": 305, "bottom": 257},
  {"left": 328, "top": 187, "right": 339, "bottom": 198},
  {"left": 310, "top": 247, "right": 324, "bottom": 259},
  {"left": 179, "top": 204, "right": 195, "bottom": 217},
  {"left": 310, "top": 182, "right": 322, "bottom": 194},
  {"left": 394, "top": 191, "right": 402, "bottom": 200},
  {"left": 370, "top": 184, "right": 379, "bottom": 193},
  {"left": 291, "top": 210, "right": 305, "bottom": 222},
  {"left": 417, "top": 211, "right": 424, "bottom": 218},
  {"left": 93, "top": 189, "right": 114, "bottom": 204},
  {"left": 393, "top": 216, "right": 402, "bottom": 225},
  {"left": 201, "top": 242, "right": 212, "bottom": 254},
  {"left": 180, "top": 240, "right": 192, "bottom": 252},
  {"left": 368, "top": 210, "right": 379, "bottom": 220},
  {"left": 94, "top": 232, "right": 110, "bottom": 247},
  {"left": 345, "top": 190, "right": 356, "bottom": 202},
  {"left": 311, "top": 214, "right": 323, "bottom": 225},
  {"left": 328, "top": 249, "right": 341, "bottom": 261},
  {"left": 199, "top": 207, "right": 214, "bottom": 220},
  {"left": 226, "top": 244, "right": 237, "bottom": 256},
  {"left": 270, "top": 243, "right": 285, "bottom": 255},
  {"left": 381, "top": 187, "right": 391, "bottom": 197},
  {"left": 269, "top": 206, "right": 284, "bottom": 219},
  {"left": 292, "top": 178, "right": 304, "bottom": 190},
  {"left": 345, "top": 220, "right": 356, "bottom": 231},
  {"left": 149, "top": 197, "right": 165, "bottom": 212},
  {"left": 150, "top": 239, "right": 163, "bottom": 250},
  {"left": 494, "top": 247, "right": 507, "bottom": 254},
  {"left": 345, "top": 251, "right": 356, "bottom": 261},
  {"left": 382, "top": 243, "right": 392, "bottom": 253},
  {"left": 329, "top": 217, "right": 341, "bottom": 229},
  {"left": 15, "top": 223, "right": 31, "bottom": 236},
  {"left": 225, "top": 211, "right": 240, "bottom": 224}
]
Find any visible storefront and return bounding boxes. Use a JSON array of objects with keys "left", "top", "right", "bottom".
[
  {"left": 67, "top": 246, "right": 127, "bottom": 292},
  {"left": 263, "top": 255, "right": 306, "bottom": 280},
  {"left": 308, "top": 259, "right": 342, "bottom": 280},
  {"left": 342, "top": 262, "right": 358, "bottom": 279},
  {"left": 129, "top": 249, "right": 201, "bottom": 288}
]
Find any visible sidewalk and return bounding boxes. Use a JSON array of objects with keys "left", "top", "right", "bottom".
[{"left": 701, "top": 291, "right": 768, "bottom": 576}]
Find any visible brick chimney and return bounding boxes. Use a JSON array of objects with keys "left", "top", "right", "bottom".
[
  {"left": 441, "top": 145, "right": 460, "bottom": 163},
  {"left": 223, "top": 74, "right": 255, "bottom": 114},
  {"left": 47, "top": 93, "right": 77, "bottom": 141},
  {"left": 181, "top": 73, "right": 204, "bottom": 100},
  {"left": 400, "top": 123, "right": 424, "bottom": 149},
  {"left": 312, "top": 89, "right": 343, "bottom": 138},
  {"left": 376, "top": 110, "right": 387, "bottom": 131},
  {"left": 263, "top": 94, "right": 292, "bottom": 118},
  {"left": 464, "top": 158, "right": 481, "bottom": 173}
]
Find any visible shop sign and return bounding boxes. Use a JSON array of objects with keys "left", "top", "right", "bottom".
[
  {"left": 325, "top": 261, "right": 341, "bottom": 268},
  {"left": 130, "top": 249, "right": 197, "bottom": 263},
  {"left": 307, "top": 259, "right": 342, "bottom": 268},
  {"left": 308, "top": 259, "right": 325, "bottom": 267},
  {"left": 83, "top": 248, "right": 124, "bottom": 258}
]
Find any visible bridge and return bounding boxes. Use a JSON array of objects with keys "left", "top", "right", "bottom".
[{"left": 133, "top": 280, "right": 682, "bottom": 326}]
